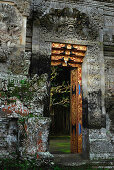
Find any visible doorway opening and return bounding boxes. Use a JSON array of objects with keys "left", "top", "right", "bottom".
[
  {"left": 49, "top": 42, "right": 87, "bottom": 154},
  {"left": 49, "top": 66, "right": 71, "bottom": 154}
]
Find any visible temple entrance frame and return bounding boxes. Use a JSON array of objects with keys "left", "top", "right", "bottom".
[{"left": 51, "top": 43, "right": 87, "bottom": 153}]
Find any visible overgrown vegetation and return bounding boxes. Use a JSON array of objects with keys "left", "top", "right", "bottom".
[
  {"left": 0, "top": 79, "right": 34, "bottom": 105},
  {"left": 49, "top": 137, "right": 70, "bottom": 154},
  {"left": 50, "top": 67, "right": 70, "bottom": 108},
  {"left": 0, "top": 158, "right": 110, "bottom": 170},
  {"left": 50, "top": 67, "right": 71, "bottom": 135}
]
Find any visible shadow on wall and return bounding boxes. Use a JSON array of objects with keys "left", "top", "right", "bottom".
[
  {"left": 29, "top": 54, "right": 51, "bottom": 117},
  {"left": 82, "top": 97, "right": 89, "bottom": 129},
  {"left": 29, "top": 54, "right": 51, "bottom": 77}
]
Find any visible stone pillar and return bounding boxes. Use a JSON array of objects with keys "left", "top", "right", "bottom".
[{"left": 19, "top": 117, "right": 53, "bottom": 163}]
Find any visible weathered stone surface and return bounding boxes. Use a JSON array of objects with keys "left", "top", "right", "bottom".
[
  {"left": 1, "top": 0, "right": 31, "bottom": 16},
  {"left": 19, "top": 117, "right": 51, "bottom": 158},
  {"left": 0, "top": 3, "right": 23, "bottom": 47},
  {"left": 89, "top": 128, "right": 114, "bottom": 160},
  {"left": 8, "top": 51, "right": 31, "bottom": 75},
  {"left": 0, "top": 0, "right": 114, "bottom": 164},
  {"left": 0, "top": 118, "right": 18, "bottom": 158},
  {"left": 0, "top": 47, "right": 9, "bottom": 62}
]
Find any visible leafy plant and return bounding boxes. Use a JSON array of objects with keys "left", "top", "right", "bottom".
[
  {"left": 50, "top": 67, "right": 70, "bottom": 108},
  {"left": 0, "top": 78, "right": 36, "bottom": 106}
]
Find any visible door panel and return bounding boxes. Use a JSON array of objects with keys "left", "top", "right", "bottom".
[
  {"left": 77, "top": 66, "right": 82, "bottom": 153},
  {"left": 70, "top": 68, "right": 78, "bottom": 153},
  {"left": 70, "top": 67, "right": 82, "bottom": 153}
]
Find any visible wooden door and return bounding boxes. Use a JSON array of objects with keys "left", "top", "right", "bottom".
[{"left": 70, "top": 66, "right": 82, "bottom": 153}]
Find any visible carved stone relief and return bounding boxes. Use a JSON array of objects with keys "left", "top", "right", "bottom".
[
  {"left": 0, "top": 46, "right": 11, "bottom": 62},
  {"left": 105, "top": 58, "right": 114, "bottom": 133},
  {"left": 87, "top": 45, "right": 101, "bottom": 91},
  {"left": 0, "top": 2, "right": 31, "bottom": 76},
  {"left": 87, "top": 7, "right": 104, "bottom": 29},
  {"left": 8, "top": 51, "right": 31, "bottom": 75},
  {"left": 0, "top": 3, "right": 23, "bottom": 47},
  {"left": 1, "top": 0, "right": 31, "bottom": 16},
  {"left": 14, "top": 0, "right": 31, "bottom": 16},
  {"left": 87, "top": 44, "right": 103, "bottom": 127},
  {"left": 36, "top": 8, "right": 99, "bottom": 42},
  {"left": 105, "top": 58, "right": 114, "bottom": 109},
  {"left": 32, "top": 3, "right": 105, "bottom": 128}
]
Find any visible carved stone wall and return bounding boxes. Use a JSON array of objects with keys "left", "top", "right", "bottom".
[
  {"left": 0, "top": 3, "right": 22, "bottom": 45},
  {"left": 32, "top": 0, "right": 105, "bottom": 126},
  {"left": 87, "top": 44, "right": 102, "bottom": 127},
  {"left": 0, "top": 0, "right": 114, "bottom": 162},
  {"left": 0, "top": 0, "right": 53, "bottom": 162},
  {"left": 0, "top": 0, "right": 31, "bottom": 159},
  {"left": 31, "top": 0, "right": 114, "bottom": 160},
  {"left": 0, "top": 1, "right": 31, "bottom": 73},
  {"left": 103, "top": 3, "right": 114, "bottom": 160},
  {"left": 0, "top": 0, "right": 31, "bottom": 16}
]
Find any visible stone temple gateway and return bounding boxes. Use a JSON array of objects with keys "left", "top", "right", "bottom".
[{"left": 0, "top": 0, "right": 114, "bottom": 167}]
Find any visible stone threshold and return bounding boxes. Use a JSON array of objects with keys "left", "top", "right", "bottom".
[
  {"left": 52, "top": 153, "right": 89, "bottom": 166},
  {"left": 52, "top": 154, "right": 114, "bottom": 168}
]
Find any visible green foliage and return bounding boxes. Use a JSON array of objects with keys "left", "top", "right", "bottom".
[
  {"left": 50, "top": 67, "right": 70, "bottom": 108},
  {"left": 18, "top": 117, "right": 25, "bottom": 124},
  {"left": 49, "top": 137, "right": 70, "bottom": 154},
  {"left": 8, "top": 79, "right": 33, "bottom": 102},
  {"left": 18, "top": 114, "right": 41, "bottom": 126},
  {"left": 0, "top": 158, "right": 37, "bottom": 170},
  {"left": 0, "top": 79, "right": 35, "bottom": 105},
  {"left": 0, "top": 158, "right": 109, "bottom": 170}
]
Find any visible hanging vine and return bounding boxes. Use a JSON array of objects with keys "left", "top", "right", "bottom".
[{"left": 50, "top": 67, "right": 70, "bottom": 108}]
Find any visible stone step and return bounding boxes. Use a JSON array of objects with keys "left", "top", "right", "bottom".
[
  {"left": 90, "top": 160, "right": 114, "bottom": 168},
  {"left": 52, "top": 154, "right": 114, "bottom": 168},
  {"left": 53, "top": 154, "right": 88, "bottom": 166}
]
